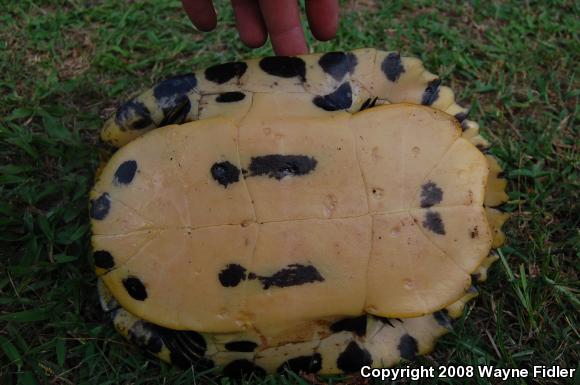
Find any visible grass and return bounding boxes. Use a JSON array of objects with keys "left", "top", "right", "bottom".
[{"left": 0, "top": 0, "right": 578, "bottom": 384}]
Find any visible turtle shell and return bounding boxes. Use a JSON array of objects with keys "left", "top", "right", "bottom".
[{"left": 92, "top": 49, "right": 508, "bottom": 375}]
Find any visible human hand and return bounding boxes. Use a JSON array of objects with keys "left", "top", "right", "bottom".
[{"left": 181, "top": 0, "right": 339, "bottom": 56}]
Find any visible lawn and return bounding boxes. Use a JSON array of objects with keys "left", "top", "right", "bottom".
[{"left": 0, "top": 0, "right": 578, "bottom": 384}]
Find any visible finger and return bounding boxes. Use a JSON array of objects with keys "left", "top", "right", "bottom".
[
  {"left": 181, "top": 0, "right": 217, "bottom": 32},
  {"left": 306, "top": 0, "right": 339, "bottom": 41},
  {"left": 231, "top": 0, "right": 267, "bottom": 48},
  {"left": 258, "top": 0, "right": 307, "bottom": 56}
]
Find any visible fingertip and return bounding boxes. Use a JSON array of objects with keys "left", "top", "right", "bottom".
[
  {"left": 231, "top": 0, "right": 267, "bottom": 48},
  {"left": 182, "top": 0, "right": 218, "bottom": 32},
  {"left": 306, "top": 0, "right": 339, "bottom": 41}
]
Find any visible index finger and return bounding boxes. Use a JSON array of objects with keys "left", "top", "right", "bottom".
[{"left": 258, "top": 0, "right": 308, "bottom": 56}]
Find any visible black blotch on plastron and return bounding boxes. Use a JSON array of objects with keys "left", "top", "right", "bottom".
[
  {"left": 421, "top": 79, "right": 441, "bottom": 106},
  {"left": 113, "top": 160, "right": 138, "bottom": 186},
  {"left": 223, "top": 359, "right": 266, "bottom": 378},
  {"left": 313, "top": 82, "right": 353, "bottom": 111},
  {"left": 225, "top": 341, "right": 258, "bottom": 352},
  {"left": 89, "top": 192, "right": 111, "bottom": 220},
  {"left": 433, "top": 309, "right": 452, "bottom": 329},
  {"left": 257, "top": 264, "right": 324, "bottom": 290},
  {"left": 318, "top": 52, "right": 357, "bottom": 81},
  {"left": 115, "top": 99, "right": 153, "bottom": 130},
  {"left": 93, "top": 250, "right": 115, "bottom": 269},
  {"left": 470, "top": 225, "right": 479, "bottom": 239},
  {"left": 398, "top": 334, "right": 418, "bottom": 360},
  {"left": 211, "top": 161, "right": 241, "bottom": 188},
  {"left": 205, "top": 61, "right": 248, "bottom": 84},
  {"left": 420, "top": 181, "right": 443, "bottom": 208},
  {"left": 330, "top": 315, "right": 367, "bottom": 336},
  {"left": 219, "top": 264, "right": 247, "bottom": 287},
  {"left": 122, "top": 276, "right": 148, "bottom": 301},
  {"left": 422, "top": 210, "right": 446, "bottom": 235},
  {"left": 259, "top": 56, "right": 306, "bottom": 81},
  {"left": 336, "top": 341, "right": 372, "bottom": 373},
  {"left": 381, "top": 52, "right": 405, "bottom": 82},
  {"left": 216, "top": 92, "right": 246, "bottom": 103},
  {"left": 248, "top": 154, "right": 317, "bottom": 180},
  {"left": 128, "top": 321, "right": 163, "bottom": 354},
  {"left": 277, "top": 353, "right": 322, "bottom": 374},
  {"left": 455, "top": 111, "right": 468, "bottom": 122}
]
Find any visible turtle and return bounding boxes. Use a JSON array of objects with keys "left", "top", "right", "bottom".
[{"left": 91, "top": 48, "right": 509, "bottom": 376}]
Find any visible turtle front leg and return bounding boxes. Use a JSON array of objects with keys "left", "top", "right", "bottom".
[{"left": 102, "top": 74, "right": 200, "bottom": 147}]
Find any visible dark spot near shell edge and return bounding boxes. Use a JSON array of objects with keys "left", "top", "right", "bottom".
[
  {"left": 225, "top": 341, "right": 258, "bottom": 352},
  {"left": 421, "top": 78, "right": 441, "bottom": 106},
  {"left": 93, "top": 250, "right": 115, "bottom": 269},
  {"left": 330, "top": 315, "right": 367, "bottom": 336},
  {"left": 318, "top": 51, "right": 357, "bottom": 81},
  {"left": 90, "top": 193, "right": 111, "bottom": 220},
  {"left": 223, "top": 359, "right": 266, "bottom": 378},
  {"left": 259, "top": 56, "right": 306, "bottom": 81},
  {"left": 336, "top": 341, "right": 372, "bottom": 373},
  {"left": 277, "top": 353, "right": 322, "bottom": 374},
  {"left": 313, "top": 82, "right": 352, "bottom": 111},
  {"left": 381, "top": 52, "right": 405, "bottom": 82},
  {"left": 122, "top": 276, "right": 147, "bottom": 301},
  {"left": 216, "top": 92, "right": 246, "bottom": 103},
  {"left": 205, "top": 62, "right": 248, "bottom": 84},
  {"left": 113, "top": 160, "right": 138, "bottom": 185},
  {"left": 398, "top": 334, "right": 418, "bottom": 360}
]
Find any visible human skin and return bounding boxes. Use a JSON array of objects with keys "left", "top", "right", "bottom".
[{"left": 181, "top": 0, "right": 339, "bottom": 55}]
